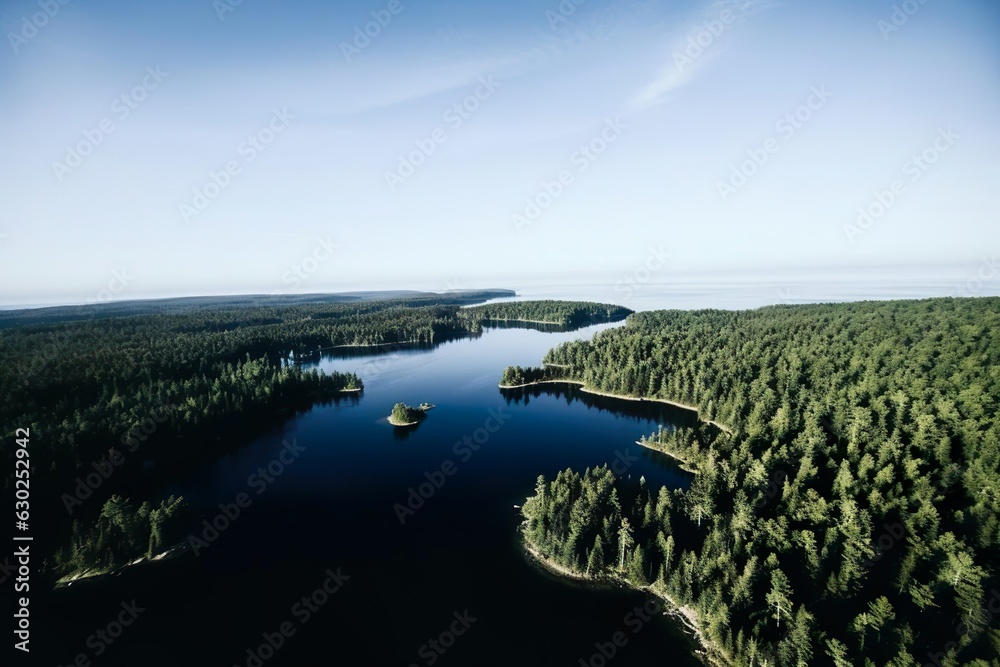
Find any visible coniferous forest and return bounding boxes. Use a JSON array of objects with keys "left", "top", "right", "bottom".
[
  {"left": 461, "top": 301, "right": 633, "bottom": 327},
  {"left": 0, "top": 293, "right": 626, "bottom": 580},
  {"left": 512, "top": 298, "right": 1000, "bottom": 667}
]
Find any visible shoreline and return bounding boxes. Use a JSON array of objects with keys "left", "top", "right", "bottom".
[
  {"left": 291, "top": 337, "right": 455, "bottom": 359},
  {"left": 481, "top": 317, "right": 629, "bottom": 328},
  {"left": 636, "top": 439, "right": 698, "bottom": 474},
  {"left": 55, "top": 542, "right": 188, "bottom": 589},
  {"left": 482, "top": 318, "right": 565, "bottom": 326},
  {"left": 498, "top": 379, "right": 731, "bottom": 434},
  {"left": 520, "top": 533, "right": 718, "bottom": 666}
]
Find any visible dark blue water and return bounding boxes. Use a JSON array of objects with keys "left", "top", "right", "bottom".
[{"left": 42, "top": 323, "right": 702, "bottom": 666}]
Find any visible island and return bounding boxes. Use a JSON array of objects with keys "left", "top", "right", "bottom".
[{"left": 388, "top": 402, "right": 433, "bottom": 426}]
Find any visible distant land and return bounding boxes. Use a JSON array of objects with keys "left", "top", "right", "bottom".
[{"left": 0, "top": 289, "right": 517, "bottom": 329}]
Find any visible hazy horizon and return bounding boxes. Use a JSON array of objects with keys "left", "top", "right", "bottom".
[
  {"left": 3, "top": 261, "right": 998, "bottom": 311},
  {"left": 2, "top": 0, "right": 998, "bottom": 304}
]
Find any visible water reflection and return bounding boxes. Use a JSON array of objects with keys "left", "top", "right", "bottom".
[
  {"left": 391, "top": 421, "right": 421, "bottom": 441},
  {"left": 500, "top": 382, "right": 699, "bottom": 429}
]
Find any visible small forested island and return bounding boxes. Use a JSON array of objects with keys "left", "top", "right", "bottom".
[
  {"left": 389, "top": 402, "right": 431, "bottom": 427},
  {"left": 0, "top": 291, "right": 605, "bottom": 583},
  {"left": 512, "top": 298, "right": 1000, "bottom": 667}
]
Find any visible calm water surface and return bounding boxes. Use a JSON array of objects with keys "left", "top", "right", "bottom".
[{"left": 44, "top": 323, "right": 703, "bottom": 666}]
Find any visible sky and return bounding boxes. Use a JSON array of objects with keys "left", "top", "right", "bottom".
[{"left": 0, "top": 0, "right": 998, "bottom": 305}]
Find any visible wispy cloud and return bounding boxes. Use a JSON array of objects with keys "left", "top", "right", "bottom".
[
  {"left": 625, "top": 0, "right": 779, "bottom": 114},
  {"left": 626, "top": 50, "right": 705, "bottom": 113},
  {"left": 320, "top": 56, "right": 521, "bottom": 117}
]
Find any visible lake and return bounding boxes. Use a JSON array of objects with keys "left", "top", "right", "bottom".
[{"left": 42, "top": 321, "right": 704, "bottom": 667}]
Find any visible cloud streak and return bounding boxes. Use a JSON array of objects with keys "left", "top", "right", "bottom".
[{"left": 625, "top": 0, "right": 778, "bottom": 114}]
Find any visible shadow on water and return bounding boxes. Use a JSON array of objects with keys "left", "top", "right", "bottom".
[
  {"left": 391, "top": 422, "right": 421, "bottom": 441},
  {"left": 290, "top": 338, "right": 453, "bottom": 364},
  {"left": 482, "top": 320, "right": 577, "bottom": 333},
  {"left": 500, "top": 382, "right": 700, "bottom": 430},
  {"left": 291, "top": 315, "right": 623, "bottom": 366},
  {"left": 499, "top": 383, "right": 697, "bottom": 492}
]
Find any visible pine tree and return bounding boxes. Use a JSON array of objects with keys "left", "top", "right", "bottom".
[
  {"left": 586, "top": 535, "right": 605, "bottom": 576},
  {"left": 766, "top": 569, "right": 793, "bottom": 628},
  {"left": 866, "top": 596, "right": 895, "bottom": 644},
  {"left": 618, "top": 517, "right": 634, "bottom": 571},
  {"left": 627, "top": 545, "right": 646, "bottom": 584},
  {"left": 825, "top": 638, "right": 852, "bottom": 667}
]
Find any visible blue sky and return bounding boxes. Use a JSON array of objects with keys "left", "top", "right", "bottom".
[{"left": 1, "top": 0, "right": 998, "bottom": 305}]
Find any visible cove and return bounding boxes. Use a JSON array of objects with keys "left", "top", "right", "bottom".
[{"left": 42, "top": 322, "right": 704, "bottom": 666}]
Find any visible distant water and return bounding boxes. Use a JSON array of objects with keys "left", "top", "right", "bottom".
[
  {"left": 6, "top": 263, "right": 998, "bottom": 311},
  {"left": 466, "top": 264, "right": 1000, "bottom": 312}
]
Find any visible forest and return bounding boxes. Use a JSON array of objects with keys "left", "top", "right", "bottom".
[
  {"left": 499, "top": 364, "right": 568, "bottom": 387},
  {"left": 460, "top": 300, "right": 632, "bottom": 328},
  {"left": 513, "top": 298, "right": 1000, "bottom": 667},
  {"left": 0, "top": 293, "right": 622, "bottom": 581},
  {"left": 58, "top": 495, "right": 186, "bottom": 579}
]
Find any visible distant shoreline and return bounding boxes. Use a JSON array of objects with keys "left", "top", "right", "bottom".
[{"left": 482, "top": 318, "right": 565, "bottom": 326}]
